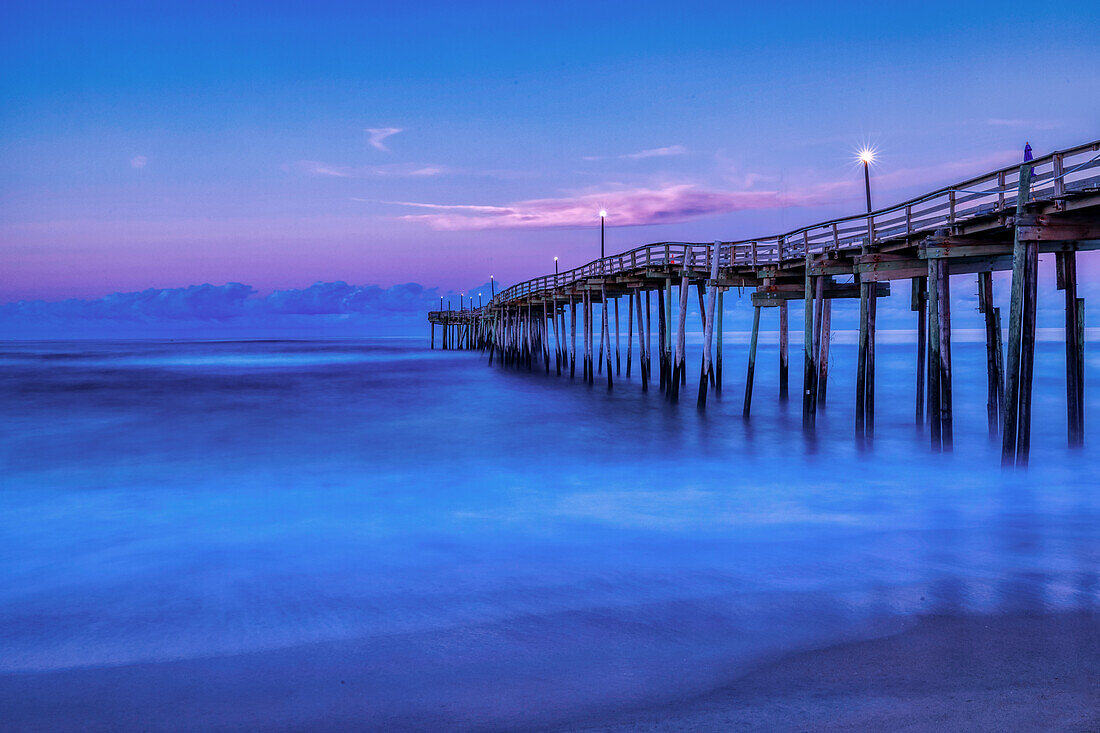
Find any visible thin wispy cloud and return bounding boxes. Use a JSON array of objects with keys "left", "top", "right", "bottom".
[
  {"left": 130, "top": 155, "right": 147, "bottom": 169},
  {"left": 984, "top": 118, "right": 1059, "bottom": 130},
  {"left": 297, "top": 160, "right": 448, "bottom": 178},
  {"left": 387, "top": 184, "right": 805, "bottom": 231},
  {"left": 583, "top": 145, "right": 687, "bottom": 161},
  {"left": 365, "top": 127, "right": 403, "bottom": 151},
  {"left": 623, "top": 145, "right": 687, "bottom": 160}
]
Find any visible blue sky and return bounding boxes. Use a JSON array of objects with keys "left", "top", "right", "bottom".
[{"left": 1, "top": 0, "right": 1098, "bottom": 330}]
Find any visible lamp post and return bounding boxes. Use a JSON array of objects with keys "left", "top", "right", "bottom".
[
  {"left": 858, "top": 148, "right": 875, "bottom": 214},
  {"left": 479, "top": 293, "right": 482, "bottom": 308},
  {"left": 599, "top": 210, "right": 607, "bottom": 261},
  {"left": 490, "top": 275, "right": 495, "bottom": 299},
  {"left": 855, "top": 146, "right": 877, "bottom": 443}
]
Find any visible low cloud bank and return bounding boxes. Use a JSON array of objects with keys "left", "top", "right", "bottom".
[
  {"left": 0, "top": 281, "right": 455, "bottom": 339},
  {"left": 2, "top": 259, "right": 1094, "bottom": 341}
]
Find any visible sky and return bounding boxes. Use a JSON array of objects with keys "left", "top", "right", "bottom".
[{"left": 1, "top": 0, "right": 1098, "bottom": 334}]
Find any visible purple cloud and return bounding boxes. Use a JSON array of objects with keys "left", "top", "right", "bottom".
[{"left": 389, "top": 183, "right": 810, "bottom": 231}]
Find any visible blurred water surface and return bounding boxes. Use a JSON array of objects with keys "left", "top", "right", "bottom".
[{"left": 1, "top": 338, "right": 1097, "bottom": 723}]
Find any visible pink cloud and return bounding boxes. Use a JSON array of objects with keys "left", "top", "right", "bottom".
[
  {"left": 389, "top": 184, "right": 809, "bottom": 231},
  {"left": 388, "top": 149, "right": 1029, "bottom": 232}
]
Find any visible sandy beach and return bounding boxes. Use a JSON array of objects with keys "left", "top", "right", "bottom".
[
  {"left": 1, "top": 612, "right": 1095, "bottom": 731},
  {"left": 582, "top": 612, "right": 1100, "bottom": 732}
]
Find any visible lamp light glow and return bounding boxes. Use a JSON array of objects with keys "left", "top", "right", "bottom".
[
  {"left": 599, "top": 209, "right": 607, "bottom": 218},
  {"left": 857, "top": 147, "right": 876, "bottom": 165}
]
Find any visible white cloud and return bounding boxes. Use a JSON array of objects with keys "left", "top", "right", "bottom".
[
  {"left": 365, "top": 127, "right": 403, "bottom": 151},
  {"left": 622, "top": 145, "right": 687, "bottom": 160},
  {"left": 297, "top": 160, "right": 449, "bottom": 178}
]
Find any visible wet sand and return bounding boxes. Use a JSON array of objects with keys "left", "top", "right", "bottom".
[
  {"left": 1, "top": 613, "right": 1097, "bottom": 731},
  {"left": 580, "top": 613, "right": 1100, "bottom": 732}
]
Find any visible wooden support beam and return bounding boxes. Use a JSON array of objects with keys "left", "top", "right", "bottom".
[
  {"left": 818, "top": 298, "right": 831, "bottom": 406},
  {"left": 583, "top": 289, "right": 592, "bottom": 383},
  {"left": 867, "top": 277, "right": 877, "bottom": 440},
  {"left": 936, "top": 260, "right": 952, "bottom": 450},
  {"left": 551, "top": 296, "right": 561, "bottom": 375},
  {"left": 978, "top": 271, "right": 1003, "bottom": 437},
  {"left": 636, "top": 285, "right": 648, "bottom": 392},
  {"left": 626, "top": 292, "right": 633, "bottom": 378},
  {"left": 657, "top": 287, "right": 666, "bottom": 391},
  {"left": 1002, "top": 165, "right": 1034, "bottom": 467},
  {"left": 744, "top": 305, "right": 761, "bottom": 417},
  {"left": 812, "top": 275, "right": 825, "bottom": 407},
  {"left": 752, "top": 282, "right": 888, "bottom": 304},
  {"left": 597, "top": 290, "right": 605, "bottom": 376},
  {"left": 602, "top": 283, "right": 613, "bottom": 388},
  {"left": 913, "top": 277, "right": 926, "bottom": 425},
  {"left": 699, "top": 242, "right": 720, "bottom": 409},
  {"left": 856, "top": 280, "right": 869, "bottom": 441},
  {"left": 1077, "top": 297, "right": 1085, "bottom": 442},
  {"left": 716, "top": 290, "right": 724, "bottom": 393},
  {"left": 1058, "top": 251, "right": 1085, "bottom": 446},
  {"left": 666, "top": 278, "right": 673, "bottom": 378},
  {"left": 672, "top": 275, "right": 690, "bottom": 402},
  {"left": 645, "top": 290, "right": 652, "bottom": 379},
  {"left": 569, "top": 296, "right": 577, "bottom": 378},
  {"left": 803, "top": 253, "right": 817, "bottom": 429},
  {"left": 779, "top": 300, "right": 789, "bottom": 401},
  {"left": 614, "top": 297, "right": 621, "bottom": 376},
  {"left": 696, "top": 282, "right": 712, "bottom": 390},
  {"left": 1017, "top": 237, "right": 1038, "bottom": 463},
  {"left": 928, "top": 260, "right": 941, "bottom": 450}
]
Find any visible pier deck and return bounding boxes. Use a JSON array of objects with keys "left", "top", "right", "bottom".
[{"left": 429, "top": 141, "right": 1100, "bottom": 464}]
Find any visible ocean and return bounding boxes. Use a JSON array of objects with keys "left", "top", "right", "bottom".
[{"left": 1, "top": 337, "right": 1097, "bottom": 729}]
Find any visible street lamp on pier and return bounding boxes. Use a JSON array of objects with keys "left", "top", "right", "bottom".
[{"left": 857, "top": 148, "right": 875, "bottom": 214}]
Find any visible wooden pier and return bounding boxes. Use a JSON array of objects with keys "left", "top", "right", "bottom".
[{"left": 429, "top": 141, "right": 1100, "bottom": 464}]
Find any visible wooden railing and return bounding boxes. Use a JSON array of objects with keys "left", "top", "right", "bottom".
[{"left": 457, "top": 140, "right": 1100, "bottom": 314}]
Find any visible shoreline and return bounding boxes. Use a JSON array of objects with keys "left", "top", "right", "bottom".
[
  {"left": 1, "top": 612, "right": 1096, "bottom": 731},
  {"left": 576, "top": 612, "right": 1100, "bottom": 732}
]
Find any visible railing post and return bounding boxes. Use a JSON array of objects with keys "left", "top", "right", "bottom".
[{"left": 1053, "top": 152, "right": 1065, "bottom": 209}]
